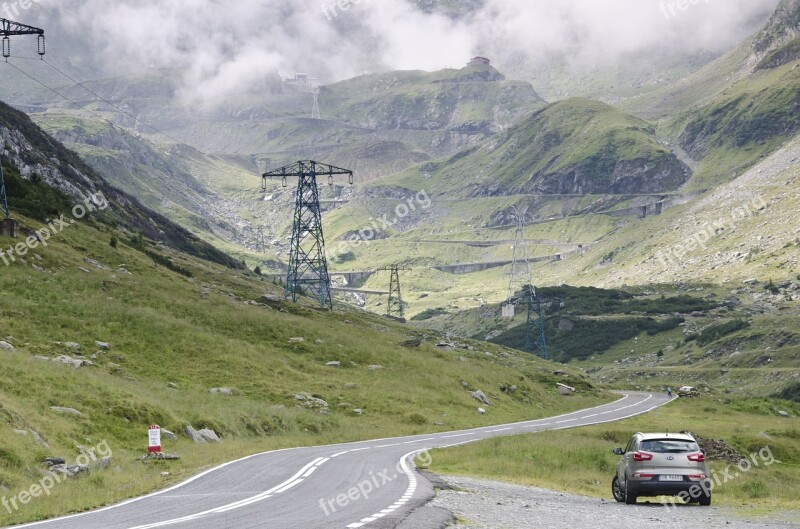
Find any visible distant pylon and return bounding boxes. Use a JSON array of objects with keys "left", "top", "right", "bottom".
[
  {"left": 0, "top": 159, "right": 8, "bottom": 220},
  {"left": 379, "top": 265, "right": 411, "bottom": 319},
  {"left": 256, "top": 226, "right": 266, "bottom": 254},
  {"left": 311, "top": 88, "right": 321, "bottom": 120},
  {"left": 262, "top": 161, "right": 354, "bottom": 309},
  {"left": 523, "top": 285, "right": 548, "bottom": 359},
  {"left": 502, "top": 207, "right": 532, "bottom": 318}
]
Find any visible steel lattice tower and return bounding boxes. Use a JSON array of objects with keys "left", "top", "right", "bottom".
[
  {"left": 500, "top": 207, "right": 547, "bottom": 358},
  {"left": 379, "top": 265, "right": 411, "bottom": 318},
  {"left": 311, "top": 88, "right": 321, "bottom": 120},
  {"left": 0, "top": 161, "right": 8, "bottom": 220},
  {"left": 502, "top": 207, "right": 532, "bottom": 318},
  {"left": 523, "top": 285, "right": 548, "bottom": 359},
  {"left": 1, "top": 18, "right": 45, "bottom": 232},
  {"left": 263, "top": 161, "right": 353, "bottom": 309}
]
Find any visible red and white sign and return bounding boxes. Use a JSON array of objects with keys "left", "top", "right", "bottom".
[{"left": 148, "top": 424, "right": 162, "bottom": 453}]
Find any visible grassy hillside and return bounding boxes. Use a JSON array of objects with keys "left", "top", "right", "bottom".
[
  {"left": 323, "top": 65, "right": 545, "bottom": 132},
  {"left": 0, "top": 205, "right": 610, "bottom": 525},
  {"left": 675, "top": 62, "right": 800, "bottom": 190},
  {"left": 429, "top": 396, "right": 800, "bottom": 512},
  {"left": 370, "top": 98, "right": 689, "bottom": 199}
]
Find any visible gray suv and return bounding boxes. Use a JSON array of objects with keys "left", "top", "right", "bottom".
[{"left": 612, "top": 432, "right": 711, "bottom": 505}]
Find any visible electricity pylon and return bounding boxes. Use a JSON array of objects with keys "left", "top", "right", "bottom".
[
  {"left": 379, "top": 265, "right": 411, "bottom": 318},
  {"left": 523, "top": 284, "right": 548, "bottom": 360},
  {"left": 311, "top": 88, "right": 321, "bottom": 120},
  {"left": 500, "top": 207, "right": 547, "bottom": 358},
  {"left": 262, "top": 161, "right": 353, "bottom": 309},
  {"left": 502, "top": 207, "right": 532, "bottom": 318},
  {"left": 1, "top": 18, "right": 45, "bottom": 235}
]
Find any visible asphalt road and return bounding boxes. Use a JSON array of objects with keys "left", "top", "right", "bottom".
[{"left": 12, "top": 392, "right": 669, "bottom": 529}]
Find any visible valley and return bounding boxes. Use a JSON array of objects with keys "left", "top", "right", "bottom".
[{"left": 0, "top": 0, "right": 799, "bottom": 526}]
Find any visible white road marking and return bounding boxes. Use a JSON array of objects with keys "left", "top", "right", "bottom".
[
  {"left": 16, "top": 392, "right": 667, "bottom": 529},
  {"left": 346, "top": 448, "right": 422, "bottom": 528},
  {"left": 124, "top": 457, "right": 326, "bottom": 528}
]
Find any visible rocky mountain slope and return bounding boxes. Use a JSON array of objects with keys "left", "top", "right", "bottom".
[{"left": 0, "top": 102, "right": 240, "bottom": 268}]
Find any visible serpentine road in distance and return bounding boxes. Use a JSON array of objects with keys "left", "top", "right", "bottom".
[{"left": 12, "top": 392, "right": 669, "bottom": 529}]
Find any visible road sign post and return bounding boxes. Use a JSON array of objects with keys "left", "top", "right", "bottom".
[{"left": 148, "top": 424, "right": 162, "bottom": 453}]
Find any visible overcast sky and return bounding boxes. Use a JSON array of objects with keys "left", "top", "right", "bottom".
[{"left": 16, "top": 0, "right": 780, "bottom": 106}]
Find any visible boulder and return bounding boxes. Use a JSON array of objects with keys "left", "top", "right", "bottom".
[
  {"left": 325, "top": 361, "right": 341, "bottom": 367},
  {"left": 96, "top": 457, "right": 111, "bottom": 468},
  {"left": 262, "top": 294, "right": 283, "bottom": 303},
  {"left": 471, "top": 390, "right": 491, "bottom": 406},
  {"left": 198, "top": 429, "right": 221, "bottom": 443},
  {"left": 295, "top": 392, "right": 329, "bottom": 412},
  {"left": 288, "top": 337, "right": 305, "bottom": 343},
  {"left": 367, "top": 365, "right": 384, "bottom": 371},
  {"left": 184, "top": 425, "right": 206, "bottom": 443},
  {"left": 50, "top": 406, "right": 82, "bottom": 416},
  {"left": 161, "top": 428, "right": 177, "bottom": 441},
  {"left": 51, "top": 464, "right": 88, "bottom": 477},
  {"left": 352, "top": 409, "right": 363, "bottom": 416},
  {"left": 44, "top": 457, "right": 65, "bottom": 466},
  {"left": 31, "top": 430, "right": 48, "bottom": 448},
  {"left": 778, "top": 410, "right": 790, "bottom": 417},
  {"left": 63, "top": 342, "right": 81, "bottom": 351},
  {"left": 54, "top": 355, "right": 93, "bottom": 368},
  {"left": 478, "top": 408, "right": 486, "bottom": 414},
  {"left": 209, "top": 387, "right": 234, "bottom": 395},
  {"left": 94, "top": 341, "right": 110, "bottom": 350},
  {"left": 0, "top": 341, "right": 14, "bottom": 351}
]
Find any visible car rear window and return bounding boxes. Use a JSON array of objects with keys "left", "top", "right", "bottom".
[{"left": 639, "top": 439, "right": 699, "bottom": 453}]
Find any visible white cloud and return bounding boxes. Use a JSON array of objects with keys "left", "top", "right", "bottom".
[{"left": 39, "top": 0, "right": 780, "bottom": 106}]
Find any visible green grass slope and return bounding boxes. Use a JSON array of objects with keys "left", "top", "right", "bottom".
[
  {"left": 371, "top": 98, "right": 689, "bottom": 199},
  {"left": 429, "top": 397, "right": 800, "bottom": 512},
  {"left": 0, "top": 206, "right": 609, "bottom": 524}
]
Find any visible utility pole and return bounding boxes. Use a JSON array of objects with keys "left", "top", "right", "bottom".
[
  {"left": 379, "top": 265, "right": 411, "bottom": 319},
  {"left": 263, "top": 161, "right": 353, "bottom": 309},
  {"left": 0, "top": 18, "right": 45, "bottom": 238}
]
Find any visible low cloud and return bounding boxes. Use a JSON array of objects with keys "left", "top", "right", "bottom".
[{"left": 32, "top": 0, "right": 779, "bottom": 106}]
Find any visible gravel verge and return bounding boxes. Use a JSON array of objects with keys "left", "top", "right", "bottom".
[{"left": 430, "top": 475, "right": 800, "bottom": 529}]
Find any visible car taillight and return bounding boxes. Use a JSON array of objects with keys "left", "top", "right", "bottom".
[
  {"left": 633, "top": 452, "right": 653, "bottom": 461},
  {"left": 688, "top": 452, "right": 705, "bottom": 462}
]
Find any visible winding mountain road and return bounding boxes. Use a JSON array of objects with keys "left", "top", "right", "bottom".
[{"left": 13, "top": 392, "right": 669, "bottom": 529}]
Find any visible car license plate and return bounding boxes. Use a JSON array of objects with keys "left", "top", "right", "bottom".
[{"left": 659, "top": 475, "right": 683, "bottom": 482}]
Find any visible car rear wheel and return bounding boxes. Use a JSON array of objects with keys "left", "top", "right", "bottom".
[
  {"left": 699, "top": 493, "right": 711, "bottom": 506},
  {"left": 612, "top": 476, "right": 625, "bottom": 503},
  {"left": 624, "top": 478, "right": 637, "bottom": 505}
]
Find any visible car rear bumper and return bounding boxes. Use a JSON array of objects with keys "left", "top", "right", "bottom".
[{"left": 630, "top": 479, "right": 710, "bottom": 497}]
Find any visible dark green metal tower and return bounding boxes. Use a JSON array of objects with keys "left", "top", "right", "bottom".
[
  {"left": 523, "top": 285, "right": 548, "bottom": 360},
  {"left": 262, "top": 161, "right": 353, "bottom": 309},
  {"left": 379, "top": 265, "right": 411, "bottom": 319}
]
